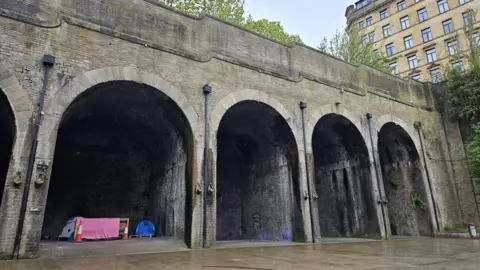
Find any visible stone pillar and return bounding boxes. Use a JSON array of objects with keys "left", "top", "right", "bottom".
[
  {"left": 0, "top": 65, "right": 34, "bottom": 259},
  {"left": 307, "top": 151, "right": 322, "bottom": 243},
  {"left": 371, "top": 149, "right": 391, "bottom": 238},
  {"left": 16, "top": 113, "right": 59, "bottom": 258},
  {"left": 204, "top": 145, "right": 216, "bottom": 248},
  {"left": 298, "top": 147, "right": 313, "bottom": 243},
  {"left": 0, "top": 155, "right": 30, "bottom": 259},
  {"left": 190, "top": 141, "right": 204, "bottom": 249}
]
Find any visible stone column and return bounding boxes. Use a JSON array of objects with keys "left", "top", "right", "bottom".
[
  {"left": 16, "top": 113, "right": 60, "bottom": 258},
  {"left": 0, "top": 65, "right": 34, "bottom": 259},
  {"left": 190, "top": 141, "right": 205, "bottom": 249},
  {"left": 0, "top": 154, "right": 30, "bottom": 259},
  {"left": 298, "top": 147, "right": 313, "bottom": 243},
  {"left": 372, "top": 148, "right": 391, "bottom": 238}
]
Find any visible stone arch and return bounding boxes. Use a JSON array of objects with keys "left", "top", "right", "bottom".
[
  {"left": 0, "top": 62, "right": 33, "bottom": 256},
  {"left": 210, "top": 90, "right": 305, "bottom": 243},
  {"left": 210, "top": 89, "right": 300, "bottom": 151},
  {"left": 309, "top": 107, "right": 381, "bottom": 238},
  {"left": 20, "top": 66, "right": 201, "bottom": 254},
  {"left": 375, "top": 114, "right": 435, "bottom": 236},
  {"left": 0, "top": 62, "right": 33, "bottom": 173},
  {"left": 37, "top": 66, "right": 199, "bottom": 160},
  {"left": 374, "top": 114, "right": 421, "bottom": 154},
  {"left": 305, "top": 105, "right": 368, "bottom": 154}
]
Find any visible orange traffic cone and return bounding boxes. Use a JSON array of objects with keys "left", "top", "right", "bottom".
[
  {"left": 74, "top": 219, "right": 83, "bottom": 243},
  {"left": 123, "top": 222, "right": 129, "bottom": 240}
]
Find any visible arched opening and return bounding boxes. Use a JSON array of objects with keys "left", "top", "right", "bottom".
[
  {"left": 216, "top": 101, "right": 303, "bottom": 242},
  {"left": 378, "top": 123, "right": 432, "bottom": 236},
  {"left": 312, "top": 114, "right": 378, "bottom": 238},
  {"left": 0, "top": 90, "right": 15, "bottom": 202},
  {"left": 42, "top": 81, "right": 193, "bottom": 245}
]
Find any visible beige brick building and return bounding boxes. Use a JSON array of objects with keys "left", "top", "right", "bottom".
[{"left": 346, "top": 0, "right": 480, "bottom": 82}]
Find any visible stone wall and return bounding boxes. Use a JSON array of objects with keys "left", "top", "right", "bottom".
[
  {"left": 216, "top": 101, "right": 301, "bottom": 242},
  {"left": 0, "top": 0, "right": 477, "bottom": 259},
  {"left": 312, "top": 115, "right": 378, "bottom": 238},
  {"left": 378, "top": 123, "right": 432, "bottom": 236}
]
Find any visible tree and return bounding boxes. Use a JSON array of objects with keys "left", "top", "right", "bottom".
[
  {"left": 438, "top": 9, "right": 480, "bottom": 122},
  {"left": 318, "top": 26, "right": 392, "bottom": 72},
  {"left": 169, "top": 0, "right": 246, "bottom": 25},
  {"left": 158, "top": 0, "right": 303, "bottom": 44},
  {"left": 468, "top": 124, "right": 480, "bottom": 180},
  {"left": 244, "top": 15, "right": 303, "bottom": 44},
  {"left": 437, "top": 8, "right": 480, "bottom": 179}
]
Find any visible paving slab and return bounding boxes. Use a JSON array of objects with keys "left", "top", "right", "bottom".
[{"left": 0, "top": 238, "right": 479, "bottom": 269}]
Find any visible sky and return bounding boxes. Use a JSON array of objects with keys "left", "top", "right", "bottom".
[{"left": 244, "top": 0, "right": 354, "bottom": 47}]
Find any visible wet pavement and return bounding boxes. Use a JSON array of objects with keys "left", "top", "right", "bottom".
[{"left": 0, "top": 237, "right": 479, "bottom": 269}]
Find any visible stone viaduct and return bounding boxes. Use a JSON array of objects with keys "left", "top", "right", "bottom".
[{"left": 0, "top": 0, "right": 478, "bottom": 259}]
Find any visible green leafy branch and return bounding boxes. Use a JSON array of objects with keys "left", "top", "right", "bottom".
[{"left": 410, "top": 193, "right": 425, "bottom": 210}]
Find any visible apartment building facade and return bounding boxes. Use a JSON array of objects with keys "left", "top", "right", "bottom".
[{"left": 346, "top": 0, "right": 480, "bottom": 82}]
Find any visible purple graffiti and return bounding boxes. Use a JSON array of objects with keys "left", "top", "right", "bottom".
[
  {"left": 262, "top": 230, "right": 269, "bottom": 240},
  {"left": 282, "top": 231, "right": 291, "bottom": 241}
]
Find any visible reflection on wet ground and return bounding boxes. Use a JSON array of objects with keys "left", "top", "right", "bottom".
[{"left": 1, "top": 237, "right": 479, "bottom": 269}]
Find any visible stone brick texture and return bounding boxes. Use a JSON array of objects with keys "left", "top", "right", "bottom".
[
  {"left": 378, "top": 123, "right": 432, "bottom": 236},
  {"left": 0, "top": 0, "right": 478, "bottom": 259}
]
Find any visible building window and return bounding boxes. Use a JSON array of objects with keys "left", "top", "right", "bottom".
[
  {"left": 362, "top": 35, "right": 368, "bottom": 46},
  {"left": 459, "top": 0, "right": 469, "bottom": 4},
  {"left": 400, "top": 16, "right": 410, "bottom": 30},
  {"left": 369, "top": 31, "right": 375, "bottom": 42},
  {"left": 447, "top": 40, "right": 459, "bottom": 55},
  {"left": 473, "top": 32, "right": 480, "bottom": 47},
  {"left": 355, "top": 0, "right": 374, "bottom": 9},
  {"left": 359, "top": 21, "right": 365, "bottom": 29},
  {"left": 412, "top": 75, "right": 421, "bottom": 81},
  {"left": 373, "top": 49, "right": 379, "bottom": 56},
  {"left": 383, "top": 24, "right": 392, "bottom": 37},
  {"left": 453, "top": 61, "right": 465, "bottom": 71},
  {"left": 431, "top": 69, "right": 442, "bottom": 83},
  {"left": 380, "top": 9, "right": 388, "bottom": 20},
  {"left": 417, "top": 8, "right": 428, "bottom": 22},
  {"left": 425, "top": 48, "right": 437, "bottom": 63},
  {"left": 422, "top": 28, "right": 432, "bottom": 42},
  {"left": 386, "top": 43, "right": 395, "bottom": 56},
  {"left": 390, "top": 62, "right": 398, "bottom": 74},
  {"left": 463, "top": 11, "right": 476, "bottom": 26},
  {"left": 366, "top": 16, "right": 373, "bottom": 26},
  {"left": 397, "top": 1, "right": 406, "bottom": 11},
  {"left": 443, "top": 19, "right": 453, "bottom": 34},
  {"left": 404, "top": 35, "right": 414, "bottom": 49},
  {"left": 437, "top": 0, "right": 449, "bottom": 13},
  {"left": 408, "top": 55, "right": 418, "bottom": 69}
]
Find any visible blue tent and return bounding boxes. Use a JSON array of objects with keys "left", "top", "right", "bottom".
[{"left": 134, "top": 220, "right": 156, "bottom": 237}]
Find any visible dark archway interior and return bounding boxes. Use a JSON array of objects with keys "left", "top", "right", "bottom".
[
  {"left": 378, "top": 123, "right": 431, "bottom": 236},
  {"left": 42, "top": 81, "right": 193, "bottom": 243},
  {"left": 216, "top": 101, "right": 303, "bottom": 242},
  {"left": 312, "top": 114, "right": 378, "bottom": 238},
  {"left": 0, "top": 91, "right": 14, "bottom": 201}
]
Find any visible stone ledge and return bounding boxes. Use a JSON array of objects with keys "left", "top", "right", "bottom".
[
  {"left": 0, "top": 1, "right": 433, "bottom": 111},
  {"left": 436, "top": 232, "right": 479, "bottom": 239}
]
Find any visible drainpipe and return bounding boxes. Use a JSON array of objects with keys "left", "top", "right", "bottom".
[
  {"left": 414, "top": 121, "right": 440, "bottom": 233},
  {"left": 366, "top": 113, "right": 388, "bottom": 240},
  {"left": 299, "top": 101, "right": 315, "bottom": 243},
  {"left": 13, "top": 55, "right": 55, "bottom": 259},
  {"left": 202, "top": 84, "right": 212, "bottom": 248}
]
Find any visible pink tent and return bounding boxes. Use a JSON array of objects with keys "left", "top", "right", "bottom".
[{"left": 78, "top": 218, "right": 121, "bottom": 240}]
